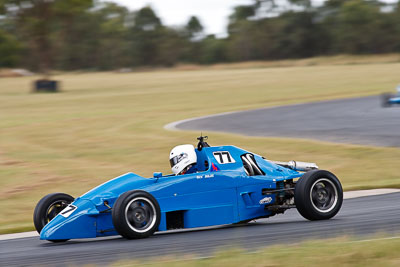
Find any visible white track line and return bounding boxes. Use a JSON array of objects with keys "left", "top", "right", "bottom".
[
  {"left": 343, "top": 188, "right": 400, "bottom": 199},
  {"left": 1, "top": 189, "right": 400, "bottom": 241},
  {"left": 0, "top": 231, "right": 38, "bottom": 241},
  {"left": 164, "top": 110, "right": 240, "bottom": 131}
]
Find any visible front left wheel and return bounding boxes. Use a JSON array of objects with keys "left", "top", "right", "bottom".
[
  {"left": 112, "top": 190, "right": 161, "bottom": 239},
  {"left": 33, "top": 193, "right": 74, "bottom": 234}
]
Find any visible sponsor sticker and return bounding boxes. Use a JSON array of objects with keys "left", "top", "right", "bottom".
[
  {"left": 196, "top": 174, "right": 214, "bottom": 179},
  {"left": 211, "top": 163, "right": 220, "bottom": 172},
  {"left": 259, "top": 197, "right": 273, "bottom": 205}
]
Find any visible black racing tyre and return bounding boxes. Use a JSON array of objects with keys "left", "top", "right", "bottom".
[
  {"left": 33, "top": 193, "right": 74, "bottom": 234},
  {"left": 381, "top": 93, "right": 392, "bottom": 107},
  {"left": 112, "top": 190, "right": 161, "bottom": 239},
  {"left": 294, "top": 170, "right": 343, "bottom": 221}
]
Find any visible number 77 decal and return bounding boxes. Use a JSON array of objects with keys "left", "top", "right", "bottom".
[{"left": 213, "top": 151, "right": 235, "bottom": 164}]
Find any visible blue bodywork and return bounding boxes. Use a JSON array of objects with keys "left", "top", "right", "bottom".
[
  {"left": 388, "top": 95, "right": 400, "bottom": 104},
  {"left": 40, "top": 145, "right": 301, "bottom": 240},
  {"left": 387, "top": 86, "right": 400, "bottom": 105}
]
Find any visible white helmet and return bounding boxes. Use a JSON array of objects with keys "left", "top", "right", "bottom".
[{"left": 169, "top": 144, "right": 197, "bottom": 175}]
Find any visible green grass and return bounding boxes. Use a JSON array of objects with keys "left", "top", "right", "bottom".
[
  {"left": 111, "top": 236, "right": 400, "bottom": 267},
  {"left": 1, "top": 57, "right": 400, "bottom": 234}
]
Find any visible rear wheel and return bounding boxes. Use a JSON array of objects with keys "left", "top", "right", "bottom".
[
  {"left": 33, "top": 193, "right": 74, "bottom": 238},
  {"left": 295, "top": 170, "right": 343, "bottom": 220},
  {"left": 112, "top": 190, "right": 161, "bottom": 239}
]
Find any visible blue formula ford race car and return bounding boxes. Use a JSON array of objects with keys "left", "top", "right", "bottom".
[
  {"left": 34, "top": 136, "right": 343, "bottom": 242},
  {"left": 381, "top": 85, "right": 400, "bottom": 107}
]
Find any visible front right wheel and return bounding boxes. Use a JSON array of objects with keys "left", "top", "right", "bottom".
[{"left": 294, "top": 170, "right": 343, "bottom": 221}]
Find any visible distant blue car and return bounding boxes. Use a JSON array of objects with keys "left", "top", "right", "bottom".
[
  {"left": 382, "top": 85, "right": 400, "bottom": 107},
  {"left": 34, "top": 136, "right": 343, "bottom": 242}
]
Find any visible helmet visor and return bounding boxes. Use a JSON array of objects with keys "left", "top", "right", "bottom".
[{"left": 170, "top": 153, "right": 187, "bottom": 167}]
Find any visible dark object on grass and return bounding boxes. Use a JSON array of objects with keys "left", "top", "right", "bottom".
[{"left": 33, "top": 79, "right": 59, "bottom": 92}]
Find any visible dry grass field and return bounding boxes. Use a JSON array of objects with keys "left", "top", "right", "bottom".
[
  {"left": 1, "top": 56, "right": 400, "bottom": 233},
  {"left": 113, "top": 236, "right": 400, "bottom": 267}
]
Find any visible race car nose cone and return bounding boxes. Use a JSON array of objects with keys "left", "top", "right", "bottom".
[{"left": 40, "top": 199, "right": 97, "bottom": 241}]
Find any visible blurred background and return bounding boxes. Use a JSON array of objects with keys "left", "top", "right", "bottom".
[
  {"left": 1, "top": 0, "right": 400, "bottom": 72},
  {"left": 1, "top": 1, "right": 400, "bottom": 266},
  {"left": 0, "top": 0, "right": 400, "bottom": 241}
]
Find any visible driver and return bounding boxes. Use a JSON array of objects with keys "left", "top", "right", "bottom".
[{"left": 170, "top": 144, "right": 197, "bottom": 175}]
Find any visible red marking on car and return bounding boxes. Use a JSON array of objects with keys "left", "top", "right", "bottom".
[{"left": 211, "top": 163, "right": 219, "bottom": 171}]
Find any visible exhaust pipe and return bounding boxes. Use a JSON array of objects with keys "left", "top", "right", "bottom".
[{"left": 270, "top": 160, "right": 318, "bottom": 172}]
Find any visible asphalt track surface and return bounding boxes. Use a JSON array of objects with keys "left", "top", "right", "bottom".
[
  {"left": 2, "top": 193, "right": 400, "bottom": 266},
  {"left": 172, "top": 96, "right": 400, "bottom": 147}
]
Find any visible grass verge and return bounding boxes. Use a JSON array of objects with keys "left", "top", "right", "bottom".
[{"left": 112, "top": 236, "right": 400, "bottom": 267}]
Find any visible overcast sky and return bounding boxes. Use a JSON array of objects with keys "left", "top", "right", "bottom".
[
  {"left": 110, "top": 0, "right": 254, "bottom": 37},
  {"left": 110, "top": 0, "right": 398, "bottom": 37}
]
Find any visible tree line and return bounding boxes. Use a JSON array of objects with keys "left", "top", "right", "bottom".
[{"left": 0, "top": 0, "right": 399, "bottom": 71}]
